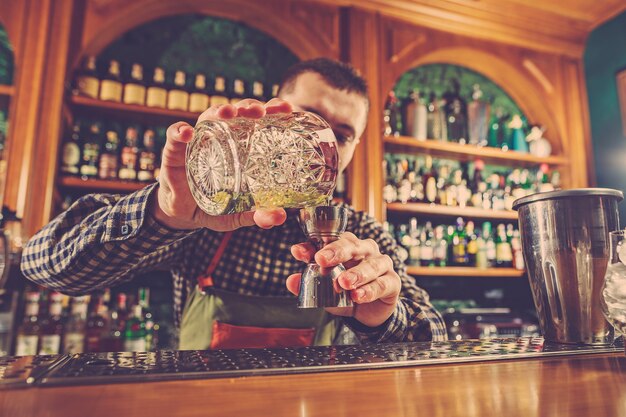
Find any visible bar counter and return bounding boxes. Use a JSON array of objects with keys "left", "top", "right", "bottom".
[{"left": 1, "top": 342, "right": 625, "bottom": 417}]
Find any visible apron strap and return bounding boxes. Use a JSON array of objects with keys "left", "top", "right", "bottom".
[{"left": 197, "top": 232, "right": 233, "bottom": 290}]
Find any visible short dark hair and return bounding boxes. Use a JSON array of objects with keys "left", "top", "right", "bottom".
[{"left": 279, "top": 58, "right": 369, "bottom": 103}]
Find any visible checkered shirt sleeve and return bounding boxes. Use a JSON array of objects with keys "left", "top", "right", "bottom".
[
  {"left": 20, "top": 183, "right": 193, "bottom": 295},
  {"left": 344, "top": 211, "right": 448, "bottom": 343}
]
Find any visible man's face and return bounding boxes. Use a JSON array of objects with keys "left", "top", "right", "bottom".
[{"left": 278, "top": 72, "right": 368, "bottom": 174}]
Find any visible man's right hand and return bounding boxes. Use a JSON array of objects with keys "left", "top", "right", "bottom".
[{"left": 149, "top": 98, "right": 292, "bottom": 232}]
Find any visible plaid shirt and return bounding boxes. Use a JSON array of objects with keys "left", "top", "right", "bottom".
[{"left": 21, "top": 183, "right": 447, "bottom": 344}]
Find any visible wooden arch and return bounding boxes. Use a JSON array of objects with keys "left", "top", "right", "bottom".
[
  {"left": 384, "top": 47, "right": 564, "bottom": 154},
  {"left": 75, "top": 0, "right": 341, "bottom": 70}
]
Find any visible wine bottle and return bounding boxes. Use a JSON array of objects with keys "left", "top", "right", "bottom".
[
  {"left": 98, "top": 126, "right": 120, "bottom": 180},
  {"left": 137, "top": 128, "right": 157, "bottom": 182},
  {"left": 167, "top": 70, "right": 189, "bottom": 111},
  {"left": 61, "top": 122, "right": 82, "bottom": 176},
  {"left": 79, "top": 122, "right": 102, "bottom": 179},
  {"left": 443, "top": 79, "right": 469, "bottom": 144},
  {"left": 230, "top": 78, "right": 246, "bottom": 105},
  {"left": 123, "top": 63, "right": 146, "bottom": 106},
  {"left": 74, "top": 56, "right": 99, "bottom": 99},
  {"left": 188, "top": 74, "right": 210, "bottom": 113},
  {"left": 467, "top": 84, "right": 490, "bottom": 146},
  {"left": 146, "top": 67, "right": 167, "bottom": 108},
  {"left": 119, "top": 126, "right": 139, "bottom": 180},
  {"left": 210, "top": 76, "right": 229, "bottom": 106},
  {"left": 403, "top": 89, "right": 427, "bottom": 141},
  {"left": 99, "top": 60, "right": 123, "bottom": 102}
]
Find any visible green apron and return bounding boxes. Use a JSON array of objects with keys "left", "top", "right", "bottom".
[
  {"left": 178, "top": 232, "right": 338, "bottom": 350},
  {"left": 179, "top": 286, "right": 337, "bottom": 350}
]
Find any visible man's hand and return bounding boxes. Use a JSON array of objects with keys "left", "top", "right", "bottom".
[
  {"left": 150, "top": 98, "right": 293, "bottom": 231},
  {"left": 287, "top": 233, "right": 401, "bottom": 328}
]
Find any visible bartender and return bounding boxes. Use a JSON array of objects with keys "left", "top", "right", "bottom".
[{"left": 21, "top": 58, "right": 446, "bottom": 349}]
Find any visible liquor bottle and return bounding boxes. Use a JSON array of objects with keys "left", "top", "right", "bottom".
[
  {"left": 396, "top": 159, "right": 412, "bottom": 204},
  {"left": 537, "top": 164, "right": 555, "bottom": 193},
  {"left": 445, "top": 225, "right": 456, "bottom": 263},
  {"left": 495, "top": 224, "right": 513, "bottom": 268},
  {"left": 469, "top": 160, "right": 485, "bottom": 208},
  {"left": 63, "top": 296, "right": 89, "bottom": 354},
  {"left": 188, "top": 74, "right": 210, "bottom": 113},
  {"left": 123, "top": 63, "right": 146, "bottom": 106},
  {"left": 61, "top": 122, "right": 82, "bottom": 176},
  {"left": 146, "top": 67, "right": 168, "bottom": 108},
  {"left": 423, "top": 156, "right": 437, "bottom": 204},
  {"left": 79, "top": 122, "right": 102, "bottom": 178},
  {"left": 451, "top": 217, "right": 469, "bottom": 266},
  {"left": 382, "top": 158, "right": 397, "bottom": 204},
  {"left": 466, "top": 221, "right": 478, "bottom": 266},
  {"left": 511, "top": 230, "right": 525, "bottom": 270},
  {"left": 230, "top": 78, "right": 246, "bottom": 105},
  {"left": 99, "top": 60, "right": 123, "bottom": 102},
  {"left": 436, "top": 164, "right": 450, "bottom": 206},
  {"left": 271, "top": 84, "right": 280, "bottom": 98},
  {"left": 426, "top": 92, "right": 447, "bottom": 141},
  {"left": 167, "top": 70, "right": 189, "bottom": 111},
  {"left": 443, "top": 80, "right": 468, "bottom": 144},
  {"left": 137, "top": 128, "right": 157, "bottom": 182},
  {"left": 383, "top": 91, "right": 402, "bottom": 136},
  {"left": 138, "top": 288, "right": 155, "bottom": 350},
  {"left": 407, "top": 218, "right": 420, "bottom": 266},
  {"left": 252, "top": 81, "right": 265, "bottom": 102},
  {"left": 210, "top": 76, "right": 229, "bottom": 106},
  {"left": 15, "top": 292, "right": 41, "bottom": 356},
  {"left": 483, "top": 222, "right": 496, "bottom": 268},
  {"left": 98, "top": 126, "right": 120, "bottom": 180},
  {"left": 509, "top": 115, "right": 528, "bottom": 153},
  {"left": 119, "top": 126, "right": 139, "bottom": 180},
  {"left": 394, "top": 224, "right": 410, "bottom": 263},
  {"left": 433, "top": 225, "right": 448, "bottom": 267},
  {"left": 475, "top": 229, "right": 488, "bottom": 269},
  {"left": 403, "top": 89, "right": 427, "bottom": 141},
  {"left": 74, "top": 56, "right": 99, "bottom": 99},
  {"left": 38, "top": 292, "right": 64, "bottom": 355},
  {"left": 420, "top": 222, "right": 435, "bottom": 267},
  {"left": 124, "top": 305, "right": 146, "bottom": 352},
  {"left": 487, "top": 108, "right": 503, "bottom": 148},
  {"left": 467, "top": 84, "right": 490, "bottom": 146},
  {"left": 85, "top": 296, "right": 108, "bottom": 352}
]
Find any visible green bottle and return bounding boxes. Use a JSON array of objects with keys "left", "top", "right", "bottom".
[{"left": 124, "top": 305, "right": 146, "bottom": 352}]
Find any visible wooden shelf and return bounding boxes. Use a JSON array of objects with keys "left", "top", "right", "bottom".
[
  {"left": 0, "top": 84, "right": 14, "bottom": 97},
  {"left": 386, "top": 202, "right": 518, "bottom": 220},
  {"left": 59, "top": 176, "right": 149, "bottom": 193},
  {"left": 406, "top": 266, "right": 525, "bottom": 278},
  {"left": 384, "top": 135, "right": 569, "bottom": 167},
  {"left": 69, "top": 95, "right": 200, "bottom": 122}
]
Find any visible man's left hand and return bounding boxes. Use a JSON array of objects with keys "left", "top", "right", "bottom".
[{"left": 287, "top": 233, "right": 401, "bottom": 328}]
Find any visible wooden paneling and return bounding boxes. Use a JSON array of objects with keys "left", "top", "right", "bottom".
[
  {"left": 76, "top": 0, "right": 341, "bottom": 69},
  {"left": 1, "top": 353, "right": 625, "bottom": 417},
  {"left": 312, "top": 0, "right": 626, "bottom": 57}
]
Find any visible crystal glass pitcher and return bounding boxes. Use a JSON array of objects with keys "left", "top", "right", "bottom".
[
  {"left": 601, "top": 230, "right": 626, "bottom": 352},
  {"left": 186, "top": 112, "right": 339, "bottom": 215}
]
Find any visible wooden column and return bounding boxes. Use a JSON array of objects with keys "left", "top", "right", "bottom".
[
  {"left": 344, "top": 8, "right": 384, "bottom": 220},
  {"left": 2, "top": 0, "right": 54, "bottom": 220},
  {"left": 21, "top": 0, "right": 78, "bottom": 236}
]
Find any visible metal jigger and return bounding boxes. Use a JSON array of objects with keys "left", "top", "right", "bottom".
[{"left": 297, "top": 206, "right": 354, "bottom": 310}]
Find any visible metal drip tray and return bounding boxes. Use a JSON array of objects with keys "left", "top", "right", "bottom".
[
  {"left": 0, "top": 355, "right": 64, "bottom": 388},
  {"left": 36, "top": 337, "right": 623, "bottom": 387},
  {"left": 1, "top": 338, "right": 623, "bottom": 388}
]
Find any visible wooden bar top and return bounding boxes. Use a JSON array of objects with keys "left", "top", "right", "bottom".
[{"left": 1, "top": 352, "right": 625, "bottom": 417}]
